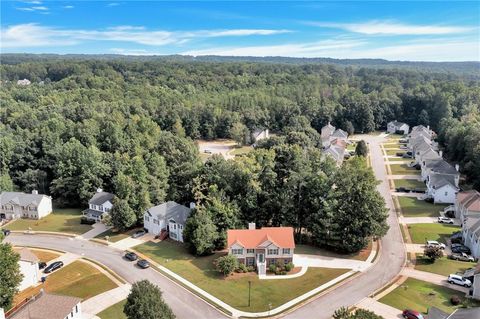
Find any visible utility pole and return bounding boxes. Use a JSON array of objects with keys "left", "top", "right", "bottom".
[{"left": 248, "top": 280, "right": 251, "bottom": 307}]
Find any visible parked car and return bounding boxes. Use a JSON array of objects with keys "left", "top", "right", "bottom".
[
  {"left": 396, "top": 187, "right": 411, "bottom": 193},
  {"left": 1, "top": 229, "right": 10, "bottom": 236},
  {"left": 137, "top": 259, "right": 150, "bottom": 269},
  {"left": 448, "top": 253, "right": 475, "bottom": 262},
  {"left": 402, "top": 153, "right": 413, "bottom": 158},
  {"left": 426, "top": 240, "right": 446, "bottom": 249},
  {"left": 413, "top": 164, "right": 421, "bottom": 170},
  {"left": 38, "top": 262, "right": 47, "bottom": 269},
  {"left": 438, "top": 216, "right": 454, "bottom": 224},
  {"left": 400, "top": 145, "right": 407, "bottom": 149},
  {"left": 424, "top": 197, "right": 434, "bottom": 203},
  {"left": 402, "top": 309, "right": 424, "bottom": 319},
  {"left": 124, "top": 252, "right": 138, "bottom": 261},
  {"left": 204, "top": 149, "right": 212, "bottom": 154},
  {"left": 448, "top": 274, "right": 472, "bottom": 287},
  {"left": 450, "top": 232, "right": 463, "bottom": 244},
  {"left": 396, "top": 152, "right": 405, "bottom": 157},
  {"left": 412, "top": 188, "right": 426, "bottom": 194},
  {"left": 132, "top": 230, "right": 146, "bottom": 238},
  {"left": 451, "top": 244, "right": 471, "bottom": 254},
  {"left": 399, "top": 139, "right": 408, "bottom": 143},
  {"left": 43, "top": 261, "right": 64, "bottom": 273}
]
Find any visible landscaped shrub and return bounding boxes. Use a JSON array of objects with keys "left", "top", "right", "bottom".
[
  {"left": 285, "top": 262, "right": 294, "bottom": 272},
  {"left": 424, "top": 246, "right": 443, "bottom": 262},
  {"left": 247, "top": 265, "right": 255, "bottom": 272},
  {"left": 80, "top": 217, "right": 96, "bottom": 225},
  {"left": 268, "top": 264, "right": 276, "bottom": 273},
  {"left": 450, "top": 295, "right": 461, "bottom": 305},
  {"left": 237, "top": 263, "right": 248, "bottom": 273},
  {"left": 280, "top": 270, "right": 287, "bottom": 275},
  {"left": 214, "top": 255, "right": 238, "bottom": 276}
]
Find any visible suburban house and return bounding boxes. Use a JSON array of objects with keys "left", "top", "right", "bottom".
[
  {"left": 329, "top": 129, "right": 348, "bottom": 143},
  {"left": 227, "top": 224, "right": 295, "bottom": 276},
  {"left": 427, "top": 306, "right": 480, "bottom": 319},
  {"left": 17, "top": 247, "right": 40, "bottom": 291},
  {"left": 415, "top": 147, "right": 440, "bottom": 165},
  {"left": 16, "top": 79, "right": 31, "bottom": 86},
  {"left": 143, "top": 201, "right": 192, "bottom": 242},
  {"left": 409, "top": 125, "right": 433, "bottom": 140},
  {"left": 420, "top": 158, "right": 458, "bottom": 183},
  {"left": 320, "top": 123, "right": 349, "bottom": 165},
  {"left": 8, "top": 292, "right": 82, "bottom": 319},
  {"left": 251, "top": 129, "right": 269, "bottom": 144},
  {"left": 0, "top": 190, "right": 52, "bottom": 220},
  {"left": 82, "top": 188, "right": 114, "bottom": 222},
  {"left": 387, "top": 120, "right": 409, "bottom": 134},
  {"left": 323, "top": 144, "right": 346, "bottom": 165},
  {"left": 462, "top": 216, "right": 480, "bottom": 259},
  {"left": 425, "top": 173, "right": 459, "bottom": 204},
  {"left": 321, "top": 122, "right": 336, "bottom": 148},
  {"left": 454, "top": 190, "right": 480, "bottom": 220},
  {"left": 463, "top": 263, "right": 480, "bottom": 300}
]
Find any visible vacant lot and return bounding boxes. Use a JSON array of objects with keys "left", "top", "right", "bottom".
[
  {"left": 134, "top": 241, "right": 349, "bottom": 312},
  {"left": 393, "top": 179, "right": 426, "bottom": 190},
  {"left": 408, "top": 223, "right": 460, "bottom": 244},
  {"left": 397, "top": 197, "right": 448, "bottom": 217},
  {"left": 390, "top": 164, "right": 420, "bottom": 175},
  {"left": 415, "top": 254, "right": 472, "bottom": 276},
  {"left": 7, "top": 208, "right": 92, "bottom": 234},
  {"left": 379, "top": 278, "right": 479, "bottom": 314},
  {"left": 98, "top": 299, "right": 127, "bottom": 319},
  {"left": 295, "top": 241, "right": 372, "bottom": 261}
]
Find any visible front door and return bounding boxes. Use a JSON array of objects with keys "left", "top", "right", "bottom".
[{"left": 257, "top": 253, "right": 264, "bottom": 263}]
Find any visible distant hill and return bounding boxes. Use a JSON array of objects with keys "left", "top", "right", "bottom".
[{"left": 1, "top": 53, "right": 479, "bottom": 78}]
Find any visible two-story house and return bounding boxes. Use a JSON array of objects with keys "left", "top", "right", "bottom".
[
  {"left": 227, "top": 224, "right": 295, "bottom": 276},
  {"left": 83, "top": 188, "right": 114, "bottom": 222},
  {"left": 17, "top": 247, "right": 40, "bottom": 291},
  {"left": 321, "top": 122, "right": 336, "bottom": 148},
  {"left": 143, "top": 201, "right": 192, "bottom": 242},
  {"left": 455, "top": 190, "right": 480, "bottom": 220},
  {"left": 0, "top": 190, "right": 52, "bottom": 220},
  {"left": 387, "top": 120, "right": 409, "bottom": 134},
  {"left": 8, "top": 292, "right": 82, "bottom": 319},
  {"left": 409, "top": 125, "right": 433, "bottom": 140},
  {"left": 425, "top": 173, "right": 459, "bottom": 204},
  {"left": 463, "top": 217, "right": 480, "bottom": 259}
]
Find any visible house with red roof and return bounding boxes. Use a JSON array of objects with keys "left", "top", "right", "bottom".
[{"left": 227, "top": 223, "right": 295, "bottom": 275}]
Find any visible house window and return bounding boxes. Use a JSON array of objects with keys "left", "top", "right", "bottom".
[
  {"left": 282, "top": 248, "right": 290, "bottom": 254},
  {"left": 232, "top": 249, "right": 243, "bottom": 255},
  {"left": 170, "top": 232, "right": 177, "bottom": 239},
  {"left": 76, "top": 305, "right": 78, "bottom": 313},
  {"left": 145, "top": 216, "right": 150, "bottom": 222},
  {"left": 179, "top": 225, "right": 183, "bottom": 230},
  {"left": 247, "top": 249, "right": 254, "bottom": 254},
  {"left": 445, "top": 192, "right": 448, "bottom": 196},
  {"left": 247, "top": 258, "right": 255, "bottom": 266},
  {"left": 267, "top": 259, "right": 276, "bottom": 265},
  {"left": 153, "top": 219, "right": 158, "bottom": 225},
  {"left": 99, "top": 205, "right": 103, "bottom": 211},
  {"left": 268, "top": 249, "right": 278, "bottom": 255},
  {"left": 284, "top": 259, "right": 290, "bottom": 265}
]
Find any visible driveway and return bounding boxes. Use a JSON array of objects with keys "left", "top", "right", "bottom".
[
  {"left": 82, "top": 284, "right": 131, "bottom": 317},
  {"left": 79, "top": 223, "right": 111, "bottom": 240},
  {"left": 197, "top": 139, "right": 236, "bottom": 160},
  {"left": 293, "top": 254, "right": 371, "bottom": 272},
  {"left": 356, "top": 298, "right": 403, "bottom": 319},
  {"left": 401, "top": 268, "right": 469, "bottom": 293}
]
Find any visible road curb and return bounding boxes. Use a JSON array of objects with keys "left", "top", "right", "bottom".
[{"left": 10, "top": 230, "right": 77, "bottom": 238}]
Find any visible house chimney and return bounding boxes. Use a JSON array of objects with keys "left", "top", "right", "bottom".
[
  {"left": 32, "top": 190, "right": 38, "bottom": 195},
  {"left": 248, "top": 222, "right": 256, "bottom": 230},
  {"left": 96, "top": 188, "right": 103, "bottom": 193},
  {"left": 189, "top": 202, "right": 196, "bottom": 209},
  {"left": 427, "top": 125, "right": 430, "bottom": 130},
  {"left": 455, "top": 164, "right": 460, "bottom": 172},
  {"left": 439, "top": 151, "right": 443, "bottom": 158}
]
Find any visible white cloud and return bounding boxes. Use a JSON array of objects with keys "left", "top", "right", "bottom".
[
  {"left": 0, "top": 23, "right": 292, "bottom": 48},
  {"left": 22, "top": 0, "right": 42, "bottom": 4},
  {"left": 308, "top": 20, "right": 474, "bottom": 35},
  {"left": 16, "top": 5, "right": 48, "bottom": 12},
  {"left": 107, "top": 3, "right": 119, "bottom": 7},
  {"left": 63, "top": 5, "right": 74, "bottom": 9}
]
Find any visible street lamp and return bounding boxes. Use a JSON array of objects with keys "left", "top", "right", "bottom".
[{"left": 248, "top": 280, "right": 251, "bottom": 307}]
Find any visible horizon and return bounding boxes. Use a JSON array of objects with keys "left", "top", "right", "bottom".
[{"left": 1, "top": 1, "right": 479, "bottom": 62}]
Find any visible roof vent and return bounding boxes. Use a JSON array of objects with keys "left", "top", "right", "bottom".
[
  {"left": 32, "top": 190, "right": 38, "bottom": 195},
  {"left": 96, "top": 188, "right": 103, "bottom": 193},
  {"left": 189, "top": 202, "right": 196, "bottom": 209},
  {"left": 248, "top": 222, "right": 256, "bottom": 230}
]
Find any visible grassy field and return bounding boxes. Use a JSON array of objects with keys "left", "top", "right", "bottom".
[
  {"left": 407, "top": 223, "right": 460, "bottom": 244},
  {"left": 385, "top": 149, "right": 404, "bottom": 156},
  {"left": 230, "top": 146, "right": 253, "bottom": 156},
  {"left": 379, "top": 278, "right": 479, "bottom": 314},
  {"left": 95, "top": 227, "right": 142, "bottom": 242},
  {"left": 397, "top": 197, "right": 448, "bottom": 217},
  {"left": 134, "top": 241, "right": 349, "bottom": 312},
  {"left": 388, "top": 158, "right": 411, "bottom": 162},
  {"left": 98, "top": 300, "right": 127, "bottom": 319},
  {"left": 415, "top": 254, "right": 473, "bottom": 276},
  {"left": 389, "top": 164, "right": 420, "bottom": 175},
  {"left": 295, "top": 241, "right": 372, "bottom": 261},
  {"left": 7, "top": 208, "right": 92, "bottom": 234},
  {"left": 393, "top": 179, "right": 427, "bottom": 190}
]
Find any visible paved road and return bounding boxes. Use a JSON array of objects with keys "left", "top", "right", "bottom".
[
  {"left": 283, "top": 135, "right": 406, "bottom": 319},
  {"left": 5, "top": 235, "right": 227, "bottom": 319}
]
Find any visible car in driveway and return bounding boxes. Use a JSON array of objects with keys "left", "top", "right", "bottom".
[
  {"left": 438, "top": 216, "right": 454, "bottom": 224},
  {"left": 448, "top": 274, "right": 472, "bottom": 287},
  {"left": 43, "top": 261, "right": 64, "bottom": 273},
  {"left": 396, "top": 187, "right": 411, "bottom": 193},
  {"left": 137, "top": 259, "right": 150, "bottom": 269},
  {"left": 426, "top": 240, "right": 446, "bottom": 249},
  {"left": 450, "top": 232, "right": 463, "bottom": 244},
  {"left": 451, "top": 244, "right": 471, "bottom": 254},
  {"left": 402, "top": 309, "right": 424, "bottom": 319},
  {"left": 448, "top": 253, "right": 475, "bottom": 262},
  {"left": 132, "top": 230, "right": 146, "bottom": 238},
  {"left": 38, "top": 261, "right": 47, "bottom": 269},
  {"left": 1, "top": 229, "right": 11, "bottom": 236},
  {"left": 124, "top": 251, "right": 138, "bottom": 261}
]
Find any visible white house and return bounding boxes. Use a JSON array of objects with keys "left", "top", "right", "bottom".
[
  {"left": 82, "top": 188, "right": 114, "bottom": 222},
  {"left": 9, "top": 292, "right": 82, "bottom": 319},
  {"left": 251, "top": 129, "right": 269, "bottom": 144},
  {"left": 321, "top": 122, "right": 336, "bottom": 148},
  {"left": 0, "top": 190, "right": 52, "bottom": 220},
  {"left": 409, "top": 125, "right": 433, "bottom": 140},
  {"left": 17, "top": 247, "right": 40, "bottom": 291},
  {"left": 463, "top": 217, "right": 480, "bottom": 259},
  {"left": 323, "top": 144, "right": 346, "bottom": 166},
  {"left": 455, "top": 190, "right": 480, "bottom": 220},
  {"left": 387, "top": 120, "right": 409, "bottom": 134},
  {"left": 426, "top": 173, "right": 459, "bottom": 204},
  {"left": 144, "top": 201, "right": 192, "bottom": 242},
  {"left": 16, "top": 79, "right": 31, "bottom": 86}
]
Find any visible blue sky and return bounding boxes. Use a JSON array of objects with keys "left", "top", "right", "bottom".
[{"left": 1, "top": 1, "right": 479, "bottom": 61}]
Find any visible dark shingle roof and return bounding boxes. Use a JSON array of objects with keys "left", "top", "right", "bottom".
[
  {"left": 428, "top": 159, "right": 458, "bottom": 175},
  {"left": 429, "top": 173, "right": 457, "bottom": 189},
  {"left": 88, "top": 191, "right": 114, "bottom": 205}
]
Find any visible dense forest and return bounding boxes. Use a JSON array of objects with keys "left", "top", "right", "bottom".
[{"left": 0, "top": 57, "right": 479, "bottom": 251}]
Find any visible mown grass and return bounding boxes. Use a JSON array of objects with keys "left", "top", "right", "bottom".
[
  {"left": 397, "top": 197, "right": 448, "bottom": 217},
  {"left": 393, "top": 179, "right": 426, "bottom": 190},
  {"left": 390, "top": 164, "right": 420, "bottom": 175},
  {"left": 98, "top": 299, "right": 127, "bottom": 319},
  {"left": 95, "top": 227, "right": 143, "bottom": 243},
  {"left": 415, "top": 254, "right": 473, "bottom": 277},
  {"left": 407, "top": 223, "right": 460, "bottom": 244},
  {"left": 295, "top": 241, "right": 372, "bottom": 261}
]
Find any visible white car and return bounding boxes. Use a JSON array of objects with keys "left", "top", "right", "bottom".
[
  {"left": 438, "top": 217, "right": 454, "bottom": 224},
  {"left": 448, "top": 274, "right": 472, "bottom": 287},
  {"left": 426, "top": 240, "right": 446, "bottom": 249}
]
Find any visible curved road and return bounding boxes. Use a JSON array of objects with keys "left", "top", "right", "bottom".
[{"left": 6, "top": 135, "right": 405, "bottom": 319}]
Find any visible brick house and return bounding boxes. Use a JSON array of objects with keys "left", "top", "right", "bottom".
[{"left": 227, "top": 224, "right": 295, "bottom": 275}]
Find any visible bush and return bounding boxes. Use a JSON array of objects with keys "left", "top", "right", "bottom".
[
  {"left": 215, "top": 255, "right": 238, "bottom": 276},
  {"left": 268, "top": 264, "right": 276, "bottom": 273},
  {"left": 247, "top": 265, "right": 255, "bottom": 272},
  {"left": 285, "top": 262, "right": 294, "bottom": 272},
  {"left": 80, "top": 217, "right": 96, "bottom": 225},
  {"left": 424, "top": 246, "right": 443, "bottom": 262},
  {"left": 450, "top": 295, "right": 461, "bottom": 305},
  {"left": 237, "top": 263, "right": 248, "bottom": 273},
  {"left": 280, "top": 270, "right": 287, "bottom": 275}
]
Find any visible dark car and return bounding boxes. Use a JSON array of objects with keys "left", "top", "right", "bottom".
[
  {"left": 396, "top": 187, "right": 411, "bottom": 193},
  {"left": 402, "top": 153, "right": 413, "bottom": 158},
  {"left": 43, "top": 261, "right": 64, "bottom": 273},
  {"left": 402, "top": 309, "right": 424, "bottom": 319},
  {"left": 132, "top": 230, "right": 146, "bottom": 238},
  {"left": 1, "top": 229, "right": 11, "bottom": 236},
  {"left": 396, "top": 152, "right": 405, "bottom": 157},
  {"left": 125, "top": 252, "right": 138, "bottom": 261},
  {"left": 412, "top": 188, "right": 426, "bottom": 194},
  {"left": 450, "top": 232, "right": 463, "bottom": 244},
  {"left": 451, "top": 245, "right": 471, "bottom": 254},
  {"left": 38, "top": 261, "right": 47, "bottom": 269},
  {"left": 424, "top": 197, "right": 434, "bottom": 203},
  {"left": 137, "top": 259, "right": 150, "bottom": 269}
]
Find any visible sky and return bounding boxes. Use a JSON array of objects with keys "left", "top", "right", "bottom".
[{"left": 1, "top": 1, "right": 479, "bottom": 61}]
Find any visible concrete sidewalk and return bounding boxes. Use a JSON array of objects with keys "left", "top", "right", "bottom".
[
  {"left": 401, "top": 268, "right": 469, "bottom": 293},
  {"left": 356, "top": 298, "right": 403, "bottom": 319},
  {"left": 387, "top": 175, "right": 422, "bottom": 180},
  {"left": 82, "top": 284, "right": 131, "bottom": 317},
  {"left": 79, "top": 223, "right": 111, "bottom": 240},
  {"left": 294, "top": 254, "right": 372, "bottom": 272},
  {"left": 392, "top": 192, "right": 422, "bottom": 198},
  {"left": 399, "top": 217, "right": 437, "bottom": 224}
]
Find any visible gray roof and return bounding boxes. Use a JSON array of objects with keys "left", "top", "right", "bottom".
[
  {"left": 389, "top": 120, "right": 408, "bottom": 127},
  {"left": 415, "top": 141, "right": 434, "bottom": 153},
  {"left": 146, "top": 201, "right": 191, "bottom": 224},
  {"left": 0, "top": 191, "right": 50, "bottom": 207},
  {"left": 429, "top": 173, "right": 458, "bottom": 190},
  {"left": 426, "top": 159, "right": 458, "bottom": 175},
  {"left": 324, "top": 144, "right": 345, "bottom": 163},
  {"left": 331, "top": 129, "right": 348, "bottom": 138},
  {"left": 18, "top": 247, "right": 39, "bottom": 263},
  {"left": 252, "top": 128, "right": 268, "bottom": 139},
  {"left": 88, "top": 191, "right": 114, "bottom": 205},
  {"left": 321, "top": 123, "right": 336, "bottom": 138},
  {"left": 419, "top": 148, "right": 440, "bottom": 160},
  {"left": 9, "top": 293, "right": 81, "bottom": 319}
]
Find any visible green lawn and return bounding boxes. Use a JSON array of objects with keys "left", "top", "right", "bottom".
[
  {"left": 384, "top": 143, "right": 406, "bottom": 148},
  {"left": 134, "top": 241, "right": 349, "bottom": 312},
  {"left": 385, "top": 149, "right": 404, "bottom": 156},
  {"left": 397, "top": 197, "right": 448, "bottom": 217},
  {"left": 408, "top": 223, "right": 460, "bottom": 244},
  {"left": 295, "top": 241, "right": 372, "bottom": 261},
  {"left": 415, "top": 254, "right": 473, "bottom": 276},
  {"left": 95, "top": 227, "right": 143, "bottom": 242},
  {"left": 379, "top": 278, "right": 479, "bottom": 314},
  {"left": 7, "top": 208, "right": 92, "bottom": 234},
  {"left": 230, "top": 146, "right": 253, "bottom": 156},
  {"left": 388, "top": 158, "right": 411, "bottom": 162},
  {"left": 98, "top": 300, "right": 127, "bottom": 319},
  {"left": 390, "top": 164, "right": 420, "bottom": 175},
  {"left": 393, "top": 179, "right": 426, "bottom": 190}
]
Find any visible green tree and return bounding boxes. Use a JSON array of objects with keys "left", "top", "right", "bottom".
[
  {"left": 230, "top": 122, "right": 249, "bottom": 146},
  {"left": 0, "top": 233, "right": 23, "bottom": 309},
  {"left": 124, "top": 280, "right": 175, "bottom": 319},
  {"left": 333, "top": 307, "right": 384, "bottom": 319},
  {"left": 109, "top": 197, "right": 137, "bottom": 231},
  {"left": 355, "top": 140, "right": 368, "bottom": 157},
  {"left": 424, "top": 246, "right": 443, "bottom": 262},
  {"left": 183, "top": 209, "right": 218, "bottom": 256},
  {"left": 0, "top": 173, "right": 14, "bottom": 192},
  {"left": 215, "top": 255, "right": 238, "bottom": 276}
]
